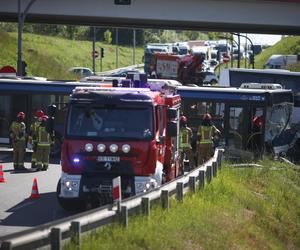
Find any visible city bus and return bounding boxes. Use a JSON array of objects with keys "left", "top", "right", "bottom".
[
  {"left": 177, "top": 83, "right": 298, "bottom": 161},
  {"left": 0, "top": 78, "right": 106, "bottom": 155},
  {"left": 219, "top": 68, "right": 300, "bottom": 125}
]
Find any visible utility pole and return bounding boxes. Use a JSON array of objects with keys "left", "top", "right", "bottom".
[
  {"left": 132, "top": 29, "right": 136, "bottom": 66},
  {"left": 17, "top": 0, "right": 37, "bottom": 76},
  {"left": 92, "top": 27, "right": 96, "bottom": 75},
  {"left": 237, "top": 33, "right": 241, "bottom": 69},
  {"left": 116, "top": 28, "right": 119, "bottom": 69}
]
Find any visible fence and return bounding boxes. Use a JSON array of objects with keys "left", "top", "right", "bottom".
[{"left": 0, "top": 148, "right": 223, "bottom": 250}]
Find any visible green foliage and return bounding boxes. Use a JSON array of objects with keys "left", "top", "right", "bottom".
[
  {"left": 0, "top": 31, "right": 143, "bottom": 79},
  {"left": 65, "top": 160, "right": 300, "bottom": 250},
  {"left": 254, "top": 36, "right": 300, "bottom": 70},
  {"left": 103, "top": 30, "right": 112, "bottom": 44}
]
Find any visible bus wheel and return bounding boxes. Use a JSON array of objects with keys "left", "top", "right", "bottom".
[
  {"left": 56, "top": 180, "right": 84, "bottom": 211},
  {"left": 51, "top": 136, "right": 62, "bottom": 157}
]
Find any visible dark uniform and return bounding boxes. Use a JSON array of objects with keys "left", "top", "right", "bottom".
[
  {"left": 36, "top": 115, "right": 52, "bottom": 171},
  {"left": 9, "top": 112, "right": 26, "bottom": 170}
]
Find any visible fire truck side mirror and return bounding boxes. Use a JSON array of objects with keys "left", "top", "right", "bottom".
[
  {"left": 167, "top": 121, "right": 178, "bottom": 137},
  {"left": 167, "top": 108, "right": 177, "bottom": 120}
]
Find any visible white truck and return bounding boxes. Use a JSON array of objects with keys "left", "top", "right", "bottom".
[{"left": 264, "top": 54, "right": 300, "bottom": 69}]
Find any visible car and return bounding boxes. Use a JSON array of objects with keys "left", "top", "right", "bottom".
[
  {"left": 199, "top": 71, "right": 218, "bottom": 85},
  {"left": 68, "top": 67, "right": 94, "bottom": 77},
  {"left": 107, "top": 68, "right": 141, "bottom": 77}
]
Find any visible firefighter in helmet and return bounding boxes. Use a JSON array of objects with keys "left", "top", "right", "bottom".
[
  {"left": 9, "top": 112, "right": 26, "bottom": 170},
  {"left": 28, "top": 109, "right": 44, "bottom": 168},
  {"left": 179, "top": 115, "right": 195, "bottom": 170},
  {"left": 36, "top": 115, "right": 52, "bottom": 171},
  {"left": 197, "top": 113, "right": 221, "bottom": 165}
]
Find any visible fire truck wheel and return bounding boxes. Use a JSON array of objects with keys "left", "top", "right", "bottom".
[{"left": 56, "top": 179, "right": 84, "bottom": 211}]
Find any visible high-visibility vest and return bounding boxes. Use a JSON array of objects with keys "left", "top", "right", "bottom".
[
  {"left": 29, "top": 121, "right": 41, "bottom": 141},
  {"left": 179, "top": 127, "right": 192, "bottom": 149},
  {"left": 198, "top": 125, "right": 213, "bottom": 144},
  {"left": 10, "top": 121, "right": 26, "bottom": 141},
  {"left": 37, "top": 126, "right": 51, "bottom": 146}
]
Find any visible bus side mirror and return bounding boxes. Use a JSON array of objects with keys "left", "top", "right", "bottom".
[
  {"left": 167, "top": 108, "right": 177, "bottom": 120},
  {"left": 167, "top": 121, "right": 178, "bottom": 137}
]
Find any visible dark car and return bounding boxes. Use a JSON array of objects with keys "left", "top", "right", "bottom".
[{"left": 108, "top": 68, "right": 141, "bottom": 77}]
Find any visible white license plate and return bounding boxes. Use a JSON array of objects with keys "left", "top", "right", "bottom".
[{"left": 97, "top": 156, "right": 120, "bottom": 162}]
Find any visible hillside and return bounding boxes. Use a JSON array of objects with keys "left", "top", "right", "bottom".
[
  {"left": 0, "top": 31, "right": 144, "bottom": 80},
  {"left": 255, "top": 36, "right": 300, "bottom": 70},
  {"left": 65, "top": 159, "right": 300, "bottom": 250}
]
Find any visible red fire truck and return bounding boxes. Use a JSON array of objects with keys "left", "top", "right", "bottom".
[
  {"left": 148, "top": 53, "right": 205, "bottom": 85},
  {"left": 57, "top": 77, "right": 182, "bottom": 210}
]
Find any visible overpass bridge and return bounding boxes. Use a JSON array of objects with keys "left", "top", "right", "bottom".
[{"left": 0, "top": 0, "right": 300, "bottom": 34}]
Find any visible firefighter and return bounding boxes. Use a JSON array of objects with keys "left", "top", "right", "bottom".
[
  {"left": 36, "top": 115, "right": 52, "bottom": 171},
  {"left": 9, "top": 112, "right": 26, "bottom": 170},
  {"left": 197, "top": 113, "right": 221, "bottom": 165},
  {"left": 179, "top": 115, "right": 195, "bottom": 170},
  {"left": 28, "top": 109, "right": 44, "bottom": 168}
]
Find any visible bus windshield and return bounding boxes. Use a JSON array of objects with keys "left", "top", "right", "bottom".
[
  {"left": 265, "top": 103, "right": 293, "bottom": 142},
  {"left": 67, "top": 105, "right": 154, "bottom": 140}
]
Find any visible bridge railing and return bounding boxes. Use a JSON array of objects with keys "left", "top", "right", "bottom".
[{"left": 0, "top": 148, "right": 223, "bottom": 250}]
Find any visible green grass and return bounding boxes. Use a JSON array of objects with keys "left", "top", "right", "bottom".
[
  {"left": 65, "top": 158, "right": 300, "bottom": 250},
  {"left": 0, "top": 31, "right": 144, "bottom": 79}
]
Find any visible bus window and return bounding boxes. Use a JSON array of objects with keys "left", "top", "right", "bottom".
[
  {"left": 0, "top": 96, "right": 11, "bottom": 142},
  {"left": 228, "top": 107, "right": 244, "bottom": 149}
]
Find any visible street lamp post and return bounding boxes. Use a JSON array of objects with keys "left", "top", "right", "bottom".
[
  {"left": 232, "top": 33, "right": 255, "bottom": 69},
  {"left": 17, "top": 0, "right": 37, "bottom": 76}
]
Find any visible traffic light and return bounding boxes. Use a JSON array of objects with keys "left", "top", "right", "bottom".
[
  {"left": 114, "top": 0, "right": 131, "bottom": 5},
  {"left": 21, "top": 60, "right": 27, "bottom": 76},
  {"left": 101, "top": 48, "right": 104, "bottom": 58}
]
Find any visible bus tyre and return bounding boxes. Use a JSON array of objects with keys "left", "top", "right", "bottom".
[{"left": 56, "top": 180, "right": 84, "bottom": 211}]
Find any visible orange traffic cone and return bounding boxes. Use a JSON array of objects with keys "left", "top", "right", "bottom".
[
  {"left": 0, "top": 165, "right": 5, "bottom": 183},
  {"left": 30, "top": 178, "right": 40, "bottom": 199}
]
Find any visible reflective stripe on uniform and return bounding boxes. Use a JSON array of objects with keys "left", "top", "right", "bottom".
[
  {"left": 198, "top": 126, "right": 213, "bottom": 144},
  {"left": 179, "top": 128, "right": 192, "bottom": 149}
]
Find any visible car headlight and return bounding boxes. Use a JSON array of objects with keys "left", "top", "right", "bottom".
[
  {"left": 110, "top": 144, "right": 118, "bottom": 153},
  {"left": 97, "top": 144, "right": 106, "bottom": 153},
  {"left": 122, "top": 144, "right": 130, "bottom": 153},
  {"left": 85, "top": 143, "right": 93, "bottom": 152}
]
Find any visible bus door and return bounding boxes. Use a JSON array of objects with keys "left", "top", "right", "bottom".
[{"left": 224, "top": 105, "right": 249, "bottom": 151}]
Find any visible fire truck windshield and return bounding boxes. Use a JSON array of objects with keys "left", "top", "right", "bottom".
[{"left": 66, "top": 105, "right": 154, "bottom": 140}]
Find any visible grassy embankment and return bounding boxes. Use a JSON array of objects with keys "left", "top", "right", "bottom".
[
  {"left": 0, "top": 31, "right": 144, "bottom": 80},
  {"left": 216, "top": 36, "right": 300, "bottom": 73},
  {"left": 65, "top": 159, "right": 300, "bottom": 250}
]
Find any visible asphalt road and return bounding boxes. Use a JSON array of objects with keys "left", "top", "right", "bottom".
[{"left": 0, "top": 152, "right": 72, "bottom": 238}]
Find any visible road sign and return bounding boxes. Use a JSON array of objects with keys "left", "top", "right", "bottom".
[
  {"left": 92, "top": 50, "right": 99, "bottom": 58},
  {"left": 222, "top": 54, "right": 230, "bottom": 63}
]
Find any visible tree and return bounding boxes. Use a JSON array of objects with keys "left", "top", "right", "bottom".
[{"left": 104, "top": 29, "right": 112, "bottom": 44}]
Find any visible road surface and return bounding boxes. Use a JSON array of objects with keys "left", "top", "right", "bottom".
[{"left": 0, "top": 151, "right": 72, "bottom": 238}]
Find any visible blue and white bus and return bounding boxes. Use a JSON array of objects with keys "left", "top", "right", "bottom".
[{"left": 177, "top": 83, "right": 297, "bottom": 161}]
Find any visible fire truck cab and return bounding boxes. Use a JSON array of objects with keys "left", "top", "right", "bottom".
[{"left": 57, "top": 77, "right": 182, "bottom": 210}]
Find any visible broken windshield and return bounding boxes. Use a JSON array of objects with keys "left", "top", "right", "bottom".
[
  {"left": 67, "top": 105, "right": 154, "bottom": 140},
  {"left": 265, "top": 103, "right": 293, "bottom": 142}
]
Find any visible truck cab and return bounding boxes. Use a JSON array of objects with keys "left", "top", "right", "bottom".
[{"left": 57, "top": 77, "right": 182, "bottom": 210}]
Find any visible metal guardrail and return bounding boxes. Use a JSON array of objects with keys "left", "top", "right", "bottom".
[{"left": 0, "top": 148, "right": 223, "bottom": 250}]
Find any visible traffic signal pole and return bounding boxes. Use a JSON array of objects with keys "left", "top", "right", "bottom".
[
  {"left": 92, "top": 27, "right": 96, "bottom": 75},
  {"left": 17, "top": 0, "right": 37, "bottom": 76}
]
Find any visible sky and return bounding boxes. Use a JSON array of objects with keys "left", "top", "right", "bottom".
[{"left": 238, "top": 34, "right": 282, "bottom": 46}]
